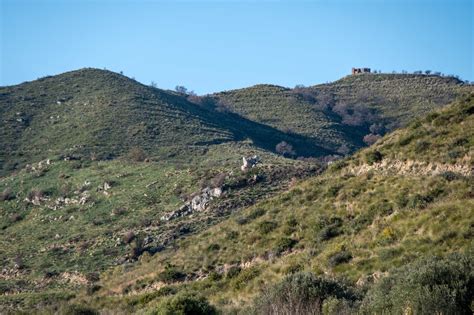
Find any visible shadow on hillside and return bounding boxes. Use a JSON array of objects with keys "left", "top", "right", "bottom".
[{"left": 159, "top": 91, "right": 334, "bottom": 157}]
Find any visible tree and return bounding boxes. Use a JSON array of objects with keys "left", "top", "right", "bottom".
[
  {"left": 150, "top": 81, "right": 157, "bottom": 88},
  {"left": 425, "top": 70, "right": 431, "bottom": 75},
  {"left": 363, "top": 134, "right": 382, "bottom": 146},
  {"left": 275, "top": 141, "right": 296, "bottom": 157},
  {"left": 175, "top": 85, "right": 188, "bottom": 94}
]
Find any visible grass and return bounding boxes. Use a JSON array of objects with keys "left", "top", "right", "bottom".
[
  {"left": 81, "top": 95, "right": 474, "bottom": 313},
  {"left": 0, "top": 69, "right": 472, "bottom": 313},
  {"left": 213, "top": 74, "right": 471, "bottom": 153},
  {"left": 0, "top": 68, "right": 330, "bottom": 176}
]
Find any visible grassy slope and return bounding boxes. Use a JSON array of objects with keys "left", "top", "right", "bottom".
[
  {"left": 213, "top": 74, "right": 470, "bottom": 152},
  {"left": 0, "top": 68, "right": 329, "bottom": 176},
  {"left": 90, "top": 95, "right": 474, "bottom": 313},
  {"left": 0, "top": 139, "right": 325, "bottom": 312},
  {"left": 0, "top": 70, "right": 472, "bottom": 313}
]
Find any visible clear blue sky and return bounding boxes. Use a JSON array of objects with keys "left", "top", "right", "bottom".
[{"left": 1, "top": 0, "right": 472, "bottom": 94}]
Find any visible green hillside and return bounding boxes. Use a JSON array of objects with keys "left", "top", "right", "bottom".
[
  {"left": 213, "top": 74, "right": 469, "bottom": 152},
  {"left": 79, "top": 95, "right": 473, "bottom": 314},
  {"left": 0, "top": 70, "right": 472, "bottom": 314},
  {"left": 0, "top": 68, "right": 329, "bottom": 176}
]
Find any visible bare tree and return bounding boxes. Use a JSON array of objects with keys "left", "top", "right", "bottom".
[
  {"left": 363, "top": 134, "right": 382, "bottom": 146},
  {"left": 276, "top": 141, "right": 296, "bottom": 157}
]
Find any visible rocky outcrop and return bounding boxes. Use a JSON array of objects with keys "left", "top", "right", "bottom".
[
  {"left": 347, "top": 158, "right": 472, "bottom": 177},
  {"left": 241, "top": 155, "right": 260, "bottom": 171},
  {"left": 25, "top": 159, "right": 51, "bottom": 172},
  {"left": 161, "top": 187, "right": 223, "bottom": 221}
]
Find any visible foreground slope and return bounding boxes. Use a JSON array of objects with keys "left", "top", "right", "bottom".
[{"left": 88, "top": 94, "right": 473, "bottom": 313}]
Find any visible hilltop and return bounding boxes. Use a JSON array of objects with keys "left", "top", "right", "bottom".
[{"left": 213, "top": 73, "right": 469, "bottom": 152}]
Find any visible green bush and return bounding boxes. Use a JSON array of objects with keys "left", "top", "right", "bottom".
[
  {"left": 226, "top": 266, "right": 241, "bottom": 279},
  {"left": 328, "top": 251, "right": 352, "bottom": 267},
  {"left": 158, "top": 267, "right": 186, "bottom": 284},
  {"left": 360, "top": 253, "right": 474, "bottom": 314},
  {"left": 251, "top": 272, "right": 357, "bottom": 315},
  {"left": 364, "top": 150, "right": 383, "bottom": 165},
  {"left": 207, "top": 243, "right": 220, "bottom": 251},
  {"left": 61, "top": 304, "right": 99, "bottom": 315},
  {"left": 274, "top": 237, "right": 297, "bottom": 255},
  {"left": 258, "top": 221, "right": 278, "bottom": 234},
  {"left": 150, "top": 294, "right": 217, "bottom": 315},
  {"left": 232, "top": 266, "right": 261, "bottom": 290},
  {"left": 316, "top": 216, "right": 343, "bottom": 241}
]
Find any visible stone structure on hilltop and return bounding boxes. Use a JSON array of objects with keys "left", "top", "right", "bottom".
[{"left": 352, "top": 67, "right": 371, "bottom": 75}]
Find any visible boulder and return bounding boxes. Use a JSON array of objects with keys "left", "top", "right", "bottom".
[
  {"left": 161, "top": 186, "right": 224, "bottom": 221},
  {"left": 241, "top": 155, "right": 260, "bottom": 171}
]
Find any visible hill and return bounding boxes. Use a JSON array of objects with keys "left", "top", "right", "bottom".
[
  {"left": 80, "top": 94, "right": 474, "bottom": 314},
  {"left": 0, "top": 69, "right": 472, "bottom": 313},
  {"left": 212, "top": 74, "right": 470, "bottom": 153},
  {"left": 0, "top": 68, "right": 329, "bottom": 176}
]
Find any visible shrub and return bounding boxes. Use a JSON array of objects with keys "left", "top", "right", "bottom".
[
  {"left": 0, "top": 188, "right": 15, "bottom": 201},
  {"left": 236, "top": 208, "right": 265, "bottom": 225},
  {"left": 61, "top": 304, "right": 99, "bottom": 315},
  {"left": 275, "top": 141, "right": 296, "bottom": 157},
  {"left": 316, "top": 216, "right": 343, "bottom": 241},
  {"left": 126, "top": 146, "right": 147, "bottom": 162},
  {"left": 122, "top": 231, "right": 136, "bottom": 244},
  {"left": 27, "top": 188, "right": 45, "bottom": 200},
  {"left": 360, "top": 253, "right": 474, "bottom": 314},
  {"left": 252, "top": 272, "right": 357, "bottom": 315},
  {"left": 226, "top": 266, "right": 241, "bottom": 279},
  {"left": 364, "top": 150, "right": 383, "bottom": 165},
  {"left": 363, "top": 134, "right": 381, "bottom": 146},
  {"left": 207, "top": 243, "right": 220, "bottom": 251},
  {"left": 132, "top": 286, "right": 177, "bottom": 306},
  {"left": 407, "top": 194, "right": 432, "bottom": 210},
  {"left": 326, "top": 184, "right": 342, "bottom": 197},
  {"left": 232, "top": 267, "right": 261, "bottom": 289},
  {"left": 258, "top": 221, "right": 278, "bottom": 234},
  {"left": 439, "top": 171, "right": 462, "bottom": 182},
  {"left": 318, "top": 226, "right": 341, "bottom": 241},
  {"left": 322, "top": 297, "right": 354, "bottom": 315},
  {"left": 151, "top": 294, "right": 217, "bottom": 315},
  {"left": 247, "top": 208, "right": 266, "bottom": 220},
  {"left": 399, "top": 134, "right": 414, "bottom": 146},
  {"left": 158, "top": 267, "right": 186, "bottom": 284},
  {"left": 274, "top": 237, "right": 297, "bottom": 255},
  {"left": 129, "top": 236, "right": 145, "bottom": 259},
  {"left": 328, "top": 251, "right": 352, "bottom": 267},
  {"left": 225, "top": 230, "right": 239, "bottom": 240},
  {"left": 210, "top": 172, "right": 226, "bottom": 188},
  {"left": 414, "top": 140, "right": 430, "bottom": 153}
]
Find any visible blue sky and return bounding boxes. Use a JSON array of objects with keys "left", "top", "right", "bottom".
[{"left": 1, "top": 0, "right": 472, "bottom": 94}]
